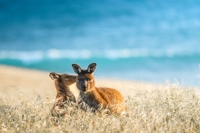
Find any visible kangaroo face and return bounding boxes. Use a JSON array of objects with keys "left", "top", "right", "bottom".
[
  {"left": 72, "top": 63, "right": 96, "bottom": 92},
  {"left": 49, "top": 72, "right": 77, "bottom": 86},
  {"left": 76, "top": 73, "right": 95, "bottom": 92}
]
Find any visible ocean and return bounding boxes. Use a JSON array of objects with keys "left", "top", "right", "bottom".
[{"left": 0, "top": 0, "right": 200, "bottom": 86}]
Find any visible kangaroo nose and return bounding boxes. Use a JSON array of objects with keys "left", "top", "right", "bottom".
[{"left": 81, "top": 85, "right": 86, "bottom": 91}]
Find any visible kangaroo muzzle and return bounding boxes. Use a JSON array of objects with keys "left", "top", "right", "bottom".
[{"left": 81, "top": 84, "right": 87, "bottom": 92}]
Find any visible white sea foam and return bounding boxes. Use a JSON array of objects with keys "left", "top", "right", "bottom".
[
  {"left": 46, "top": 49, "right": 91, "bottom": 59},
  {"left": 0, "top": 50, "right": 44, "bottom": 63},
  {"left": 0, "top": 49, "right": 199, "bottom": 63}
]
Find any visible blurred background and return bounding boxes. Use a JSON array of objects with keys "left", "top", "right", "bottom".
[{"left": 0, "top": 0, "right": 199, "bottom": 86}]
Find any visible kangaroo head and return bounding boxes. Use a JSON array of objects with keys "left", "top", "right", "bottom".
[
  {"left": 49, "top": 72, "right": 77, "bottom": 86},
  {"left": 72, "top": 63, "right": 97, "bottom": 92}
]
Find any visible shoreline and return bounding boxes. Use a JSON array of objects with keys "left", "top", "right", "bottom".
[{"left": 0, "top": 65, "right": 164, "bottom": 99}]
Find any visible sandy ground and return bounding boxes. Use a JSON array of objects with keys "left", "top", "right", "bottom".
[{"left": 0, "top": 65, "right": 163, "bottom": 100}]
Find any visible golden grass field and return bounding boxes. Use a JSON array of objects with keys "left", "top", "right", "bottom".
[{"left": 0, "top": 65, "right": 200, "bottom": 132}]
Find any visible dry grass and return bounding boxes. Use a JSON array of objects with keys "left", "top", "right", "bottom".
[{"left": 1, "top": 84, "right": 200, "bottom": 133}]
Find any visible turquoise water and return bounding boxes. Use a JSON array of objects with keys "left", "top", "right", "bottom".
[{"left": 0, "top": 0, "right": 200, "bottom": 85}]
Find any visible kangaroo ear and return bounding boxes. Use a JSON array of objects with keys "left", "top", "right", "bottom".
[
  {"left": 49, "top": 72, "right": 60, "bottom": 80},
  {"left": 87, "top": 63, "right": 97, "bottom": 74},
  {"left": 72, "top": 64, "right": 82, "bottom": 74}
]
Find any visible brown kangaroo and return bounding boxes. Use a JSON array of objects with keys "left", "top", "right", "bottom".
[
  {"left": 49, "top": 72, "right": 77, "bottom": 115},
  {"left": 72, "top": 63, "right": 125, "bottom": 114}
]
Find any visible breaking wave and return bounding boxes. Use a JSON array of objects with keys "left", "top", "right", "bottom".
[{"left": 0, "top": 49, "right": 199, "bottom": 63}]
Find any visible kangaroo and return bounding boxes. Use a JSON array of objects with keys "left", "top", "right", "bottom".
[
  {"left": 72, "top": 63, "right": 125, "bottom": 114},
  {"left": 49, "top": 72, "right": 77, "bottom": 115}
]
